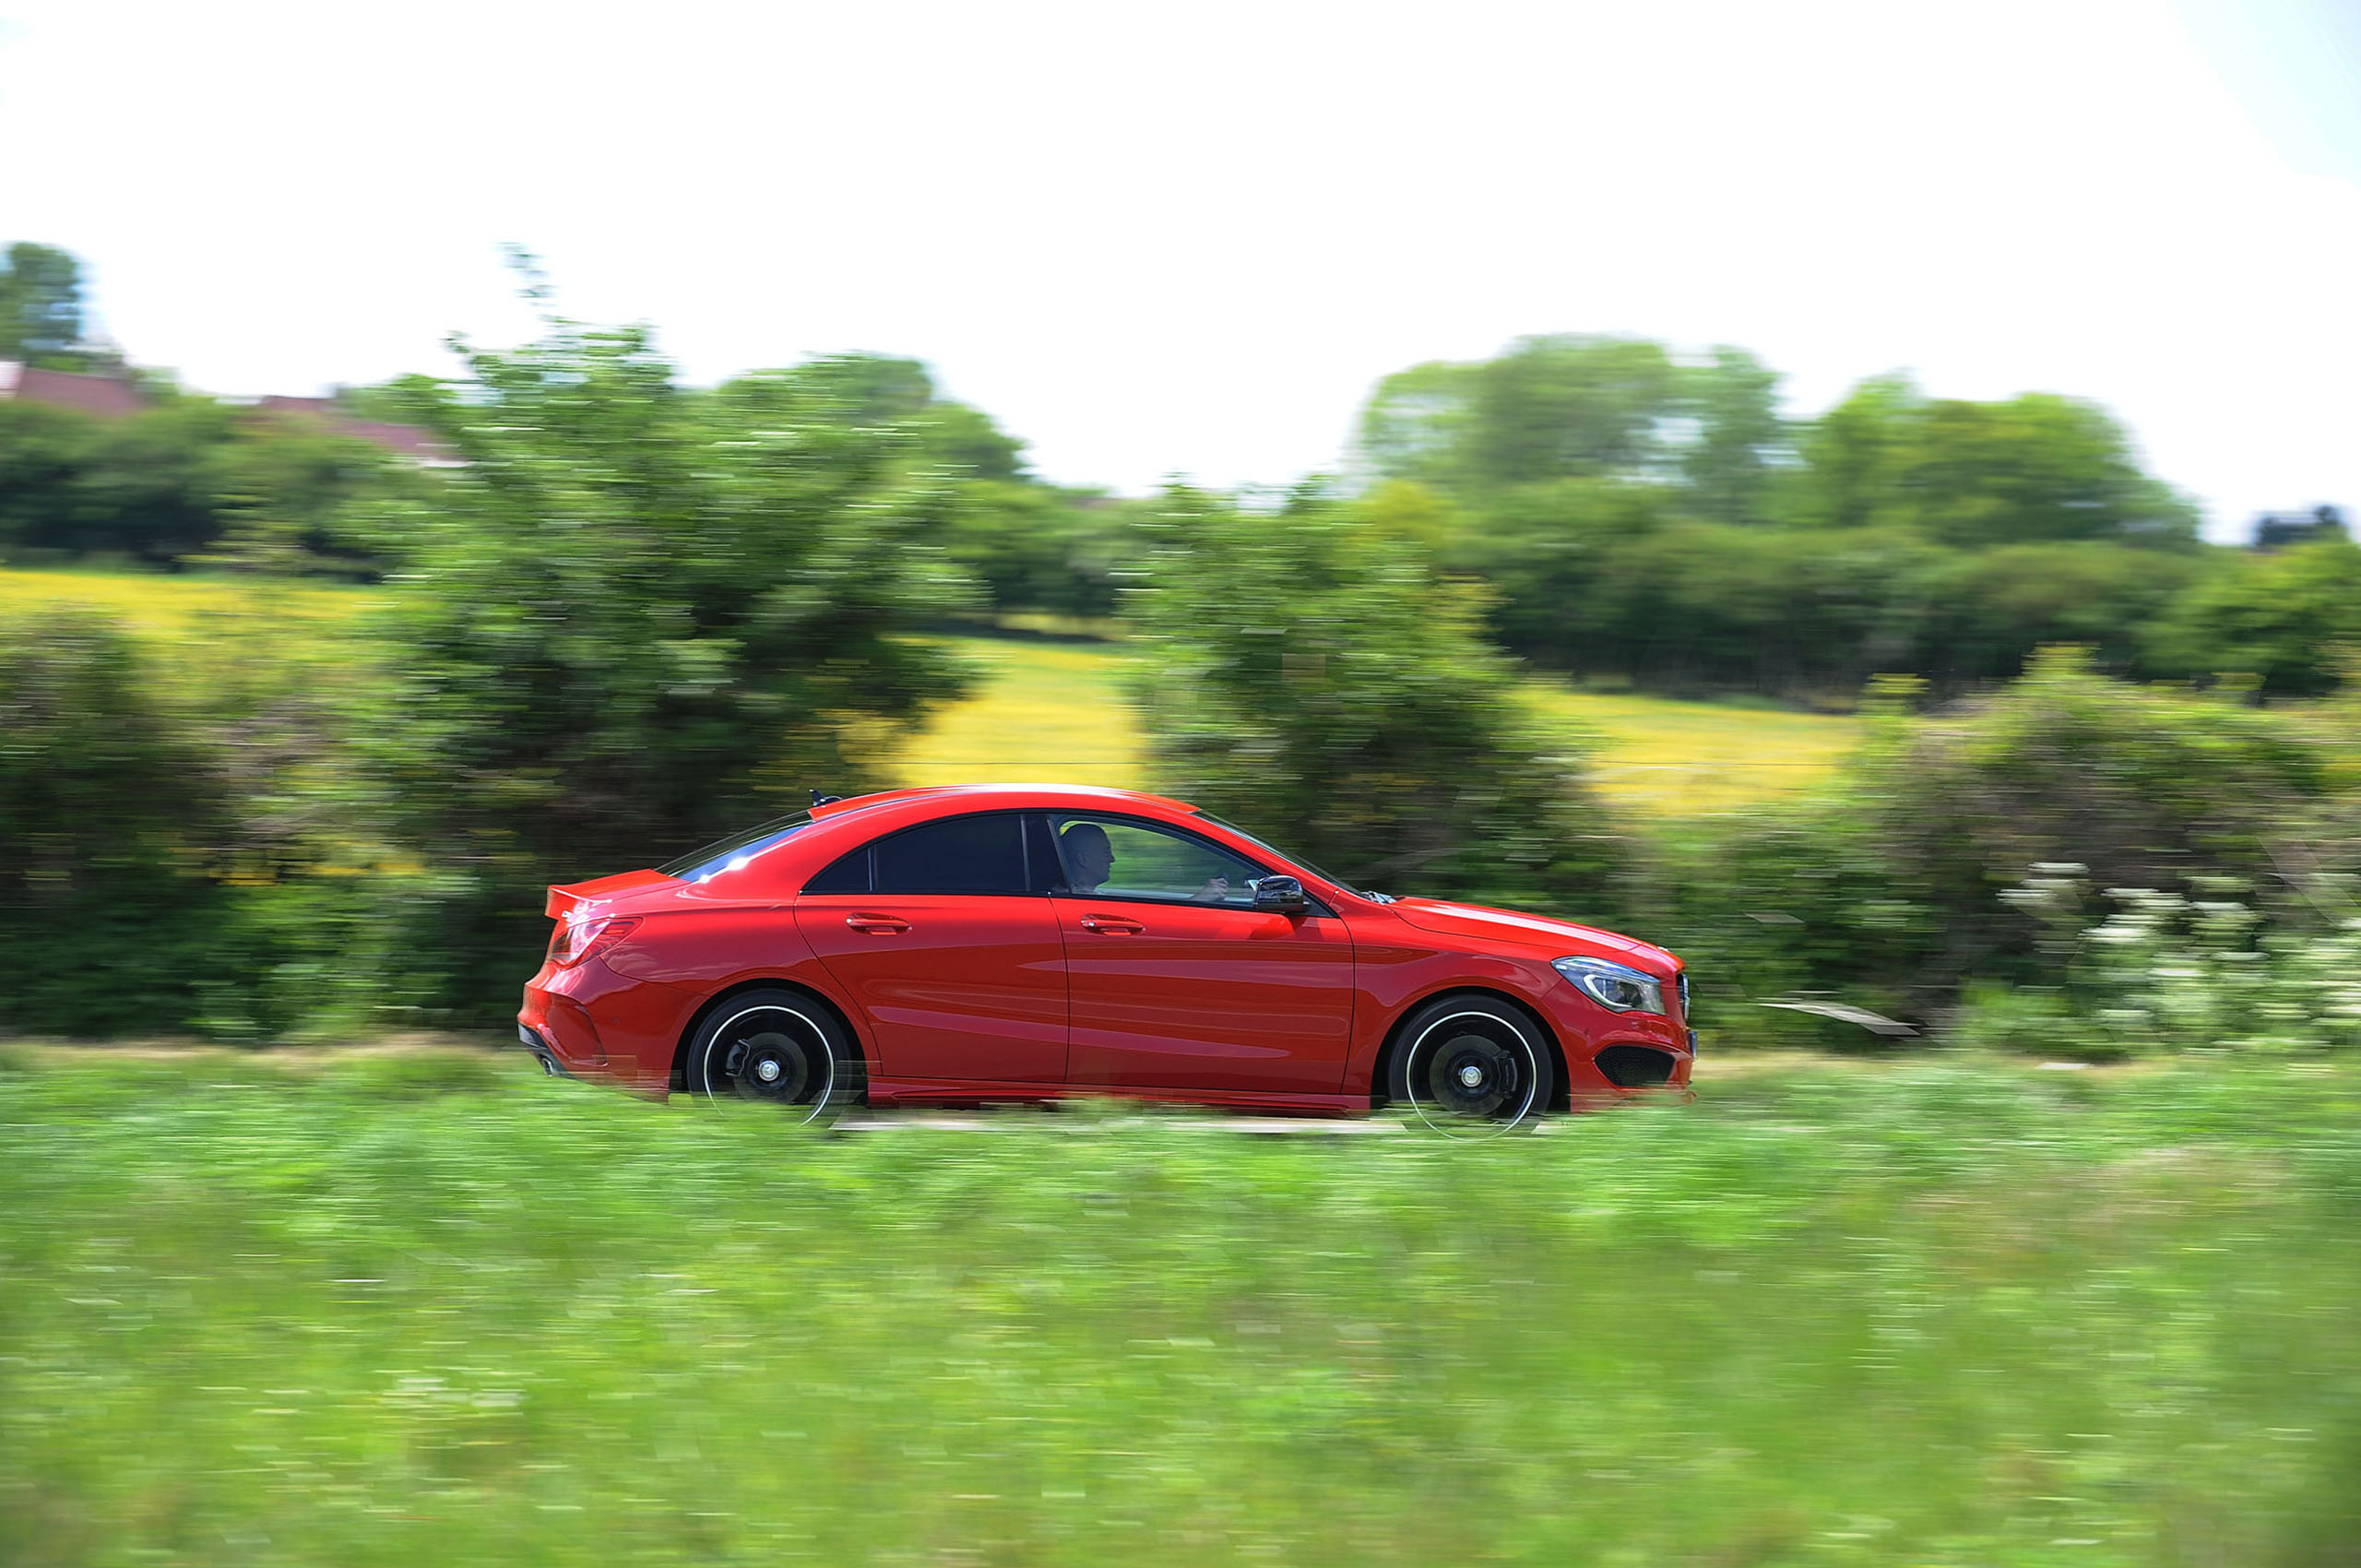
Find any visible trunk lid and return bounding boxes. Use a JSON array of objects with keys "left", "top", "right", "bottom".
[{"left": 545, "top": 868, "right": 677, "bottom": 921}]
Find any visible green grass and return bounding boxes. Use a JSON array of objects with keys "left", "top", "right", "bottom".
[{"left": 2, "top": 1051, "right": 2356, "bottom": 1564}]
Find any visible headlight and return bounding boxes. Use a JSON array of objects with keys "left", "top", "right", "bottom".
[{"left": 1553, "top": 955, "right": 1667, "bottom": 1015}]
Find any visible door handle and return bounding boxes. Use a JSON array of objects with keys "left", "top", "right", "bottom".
[
  {"left": 1078, "top": 915, "right": 1145, "bottom": 934},
  {"left": 845, "top": 913, "right": 910, "bottom": 934}
]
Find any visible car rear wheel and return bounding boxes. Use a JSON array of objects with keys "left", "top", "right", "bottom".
[
  {"left": 1386, "top": 996, "right": 1555, "bottom": 1138},
  {"left": 686, "top": 990, "right": 864, "bottom": 1125}
]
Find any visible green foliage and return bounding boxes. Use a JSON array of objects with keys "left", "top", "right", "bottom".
[
  {"left": 0, "top": 399, "right": 97, "bottom": 551},
  {"left": 62, "top": 398, "right": 243, "bottom": 562},
  {"left": 362, "top": 315, "right": 983, "bottom": 1017},
  {"left": 204, "top": 413, "right": 408, "bottom": 577},
  {"left": 701, "top": 352, "right": 1136, "bottom": 619},
  {"left": 1126, "top": 486, "right": 1626, "bottom": 913},
  {"left": 2142, "top": 535, "right": 2361, "bottom": 695},
  {"left": 0, "top": 392, "right": 404, "bottom": 568},
  {"left": 1358, "top": 334, "right": 1680, "bottom": 493},
  {"left": 0, "top": 241, "right": 85, "bottom": 365},
  {"left": 1358, "top": 344, "right": 2216, "bottom": 697},
  {"left": 1460, "top": 486, "right": 2201, "bottom": 695},
  {"left": 1675, "top": 344, "right": 1790, "bottom": 524},
  {"left": 939, "top": 481, "right": 1129, "bottom": 618},
  {"left": 1799, "top": 375, "right": 2198, "bottom": 545},
  {"left": 1662, "top": 651, "right": 2345, "bottom": 1032},
  {"left": 705, "top": 352, "right": 1027, "bottom": 483},
  {"left": 0, "top": 608, "right": 386, "bottom": 1038},
  {"left": 1957, "top": 876, "right": 2361, "bottom": 1059},
  {"left": 2, "top": 1053, "right": 2357, "bottom": 1562}
]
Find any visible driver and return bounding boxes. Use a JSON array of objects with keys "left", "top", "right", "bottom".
[{"left": 1061, "top": 822, "right": 1116, "bottom": 892}]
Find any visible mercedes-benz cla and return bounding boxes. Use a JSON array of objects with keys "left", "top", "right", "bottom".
[{"left": 520, "top": 784, "right": 1691, "bottom": 1134}]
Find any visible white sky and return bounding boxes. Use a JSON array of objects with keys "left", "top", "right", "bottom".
[{"left": 2, "top": 0, "right": 2355, "bottom": 538}]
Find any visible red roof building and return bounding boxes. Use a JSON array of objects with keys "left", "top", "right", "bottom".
[
  {"left": 251, "top": 395, "right": 457, "bottom": 466},
  {"left": 0, "top": 361, "right": 148, "bottom": 418}
]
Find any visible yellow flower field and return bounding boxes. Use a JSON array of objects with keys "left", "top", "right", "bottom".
[{"left": 2, "top": 567, "right": 1864, "bottom": 815}]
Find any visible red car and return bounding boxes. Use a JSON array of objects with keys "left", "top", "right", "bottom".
[{"left": 519, "top": 784, "right": 1691, "bottom": 1134}]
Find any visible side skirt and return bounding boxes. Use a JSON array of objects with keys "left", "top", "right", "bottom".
[{"left": 865, "top": 1077, "right": 1367, "bottom": 1118}]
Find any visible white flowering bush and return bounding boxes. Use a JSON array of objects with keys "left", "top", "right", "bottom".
[{"left": 1964, "top": 867, "right": 2361, "bottom": 1056}]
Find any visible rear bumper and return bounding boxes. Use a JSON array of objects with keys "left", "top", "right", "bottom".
[
  {"left": 516, "top": 1022, "right": 573, "bottom": 1077},
  {"left": 517, "top": 968, "right": 607, "bottom": 1073}
]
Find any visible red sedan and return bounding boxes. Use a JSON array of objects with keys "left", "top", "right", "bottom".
[{"left": 519, "top": 784, "right": 1691, "bottom": 1134}]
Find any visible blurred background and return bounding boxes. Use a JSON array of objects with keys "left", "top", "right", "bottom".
[{"left": 2, "top": 1, "right": 2359, "bottom": 1562}]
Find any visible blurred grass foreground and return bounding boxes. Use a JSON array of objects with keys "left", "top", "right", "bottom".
[{"left": 3, "top": 1050, "right": 2356, "bottom": 1565}]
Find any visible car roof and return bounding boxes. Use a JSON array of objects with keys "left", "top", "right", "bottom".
[{"left": 810, "top": 782, "right": 1197, "bottom": 820}]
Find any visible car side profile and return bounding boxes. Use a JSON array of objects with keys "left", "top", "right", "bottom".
[{"left": 519, "top": 784, "right": 1691, "bottom": 1134}]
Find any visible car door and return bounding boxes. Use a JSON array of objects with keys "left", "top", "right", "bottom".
[
  {"left": 1047, "top": 812, "right": 1355, "bottom": 1095},
  {"left": 793, "top": 811, "right": 1069, "bottom": 1084}
]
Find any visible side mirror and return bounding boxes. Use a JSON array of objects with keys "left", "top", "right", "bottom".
[{"left": 1249, "top": 875, "right": 1306, "bottom": 914}]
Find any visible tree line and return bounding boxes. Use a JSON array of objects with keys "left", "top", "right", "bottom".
[{"left": 6, "top": 242, "right": 2354, "bottom": 698}]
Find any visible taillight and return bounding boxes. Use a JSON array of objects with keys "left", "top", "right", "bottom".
[{"left": 548, "top": 915, "right": 640, "bottom": 968}]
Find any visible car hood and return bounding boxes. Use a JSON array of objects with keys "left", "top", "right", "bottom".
[{"left": 1388, "top": 897, "right": 1680, "bottom": 975}]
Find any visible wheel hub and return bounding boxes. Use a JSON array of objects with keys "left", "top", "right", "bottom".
[
  {"left": 1458, "top": 1063, "right": 1486, "bottom": 1089},
  {"left": 755, "top": 1057, "right": 782, "bottom": 1084}
]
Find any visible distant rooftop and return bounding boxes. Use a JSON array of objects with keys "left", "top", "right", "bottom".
[
  {"left": 0, "top": 361, "right": 147, "bottom": 419},
  {"left": 251, "top": 395, "right": 457, "bottom": 466}
]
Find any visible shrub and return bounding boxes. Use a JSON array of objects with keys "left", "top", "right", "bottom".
[
  {"left": 1659, "top": 650, "right": 2347, "bottom": 1039},
  {"left": 1954, "top": 875, "right": 2361, "bottom": 1058},
  {"left": 357, "top": 313, "right": 983, "bottom": 1018},
  {"left": 1125, "top": 486, "right": 1629, "bottom": 917},
  {"left": 0, "top": 608, "right": 374, "bottom": 1038}
]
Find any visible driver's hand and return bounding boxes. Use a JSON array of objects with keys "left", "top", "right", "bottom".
[{"left": 1193, "top": 876, "right": 1230, "bottom": 902}]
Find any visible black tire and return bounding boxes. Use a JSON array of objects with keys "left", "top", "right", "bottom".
[
  {"left": 1385, "top": 995, "right": 1555, "bottom": 1137},
  {"left": 684, "top": 989, "right": 865, "bottom": 1126}
]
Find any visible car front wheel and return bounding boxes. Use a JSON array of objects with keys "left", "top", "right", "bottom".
[
  {"left": 685, "top": 989, "right": 865, "bottom": 1125},
  {"left": 1386, "top": 996, "right": 1555, "bottom": 1137}
]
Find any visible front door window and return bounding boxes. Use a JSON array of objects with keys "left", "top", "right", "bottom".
[{"left": 1049, "top": 814, "right": 1264, "bottom": 907}]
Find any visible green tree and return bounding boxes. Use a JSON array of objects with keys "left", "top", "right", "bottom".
[
  {"left": 65, "top": 398, "right": 242, "bottom": 562},
  {"left": 1358, "top": 336, "right": 1680, "bottom": 493},
  {"left": 0, "top": 400, "right": 99, "bottom": 552},
  {"left": 1675, "top": 345, "right": 1790, "bottom": 524},
  {"left": 206, "top": 414, "right": 407, "bottom": 577},
  {"left": 710, "top": 353, "right": 1026, "bottom": 482},
  {"left": 1800, "top": 376, "right": 2196, "bottom": 546},
  {"left": 1797, "top": 373, "right": 1922, "bottom": 529},
  {"left": 0, "top": 242, "right": 85, "bottom": 365},
  {"left": 2142, "top": 536, "right": 2361, "bottom": 695},
  {"left": 1902, "top": 394, "right": 2196, "bottom": 547},
  {"left": 1127, "top": 486, "right": 1627, "bottom": 917},
  {"left": 365, "top": 314, "right": 981, "bottom": 1016}
]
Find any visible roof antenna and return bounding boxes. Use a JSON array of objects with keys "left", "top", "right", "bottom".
[{"left": 811, "top": 789, "right": 843, "bottom": 806}]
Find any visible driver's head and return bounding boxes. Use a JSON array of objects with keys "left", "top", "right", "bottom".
[{"left": 1061, "top": 822, "right": 1113, "bottom": 887}]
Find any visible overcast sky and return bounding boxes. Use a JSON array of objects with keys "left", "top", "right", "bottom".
[{"left": 2, "top": 0, "right": 2355, "bottom": 537}]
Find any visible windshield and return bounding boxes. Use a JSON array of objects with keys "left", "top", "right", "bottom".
[
  {"left": 656, "top": 812, "right": 815, "bottom": 882},
  {"left": 1192, "top": 812, "right": 1364, "bottom": 897}
]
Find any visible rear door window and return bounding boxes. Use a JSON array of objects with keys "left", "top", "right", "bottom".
[{"left": 807, "top": 812, "right": 1037, "bottom": 897}]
